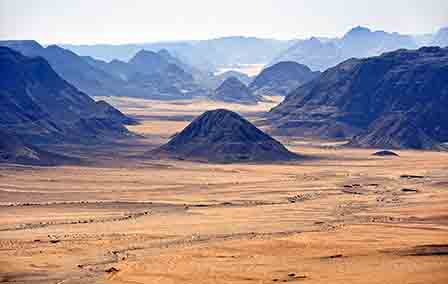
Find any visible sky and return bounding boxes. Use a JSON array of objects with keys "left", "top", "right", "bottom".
[{"left": 0, "top": 0, "right": 447, "bottom": 44}]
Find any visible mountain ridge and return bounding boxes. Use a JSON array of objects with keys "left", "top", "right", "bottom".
[
  {"left": 267, "top": 46, "right": 448, "bottom": 150},
  {"left": 0, "top": 46, "right": 134, "bottom": 165}
]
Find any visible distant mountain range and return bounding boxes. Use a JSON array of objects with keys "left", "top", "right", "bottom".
[
  {"left": 61, "top": 37, "right": 296, "bottom": 72},
  {"left": 0, "top": 47, "right": 134, "bottom": 164},
  {"left": 86, "top": 49, "right": 208, "bottom": 99},
  {"left": 271, "top": 26, "right": 423, "bottom": 71},
  {"left": 3, "top": 26, "right": 446, "bottom": 102},
  {"left": 267, "top": 46, "right": 448, "bottom": 150},
  {"left": 60, "top": 27, "right": 448, "bottom": 73},
  {"left": 0, "top": 40, "right": 208, "bottom": 100}
]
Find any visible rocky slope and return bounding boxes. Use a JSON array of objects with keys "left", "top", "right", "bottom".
[
  {"left": 267, "top": 47, "right": 448, "bottom": 149},
  {"left": 0, "top": 47, "right": 133, "bottom": 149},
  {"left": 0, "top": 131, "right": 77, "bottom": 165},
  {"left": 151, "top": 109, "right": 299, "bottom": 163},
  {"left": 249, "top": 61, "right": 320, "bottom": 97}
]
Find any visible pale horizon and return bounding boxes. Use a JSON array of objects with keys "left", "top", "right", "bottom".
[{"left": 1, "top": 0, "right": 447, "bottom": 45}]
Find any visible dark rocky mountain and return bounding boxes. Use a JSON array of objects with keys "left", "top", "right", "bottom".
[
  {"left": 271, "top": 26, "right": 418, "bottom": 71},
  {"left": 267, "top": 47, "right": 448, "bottom": 150},
  {"left": 249, "top": 61, "right": 320, "bottom": 97},
  {"left": 150, "top": 109, "right": 299, "bottom": 163},
  {"left": 0, "top": 47, "right": 133, "bottom": 148},
  {"left": 0, "top": 41, "right": 207, "bottom": 100},
  {"left": 349, "top": 112, "right": 443, "bottom": 150},
  {"left": 372, "top": 150, "right": 399, "bottom": 157},
  {"left": 0, "top": 40, "right": 125, "bottom": 97},
  {"left": 212, "top": 77, "right": 260, "bottom": 105}
]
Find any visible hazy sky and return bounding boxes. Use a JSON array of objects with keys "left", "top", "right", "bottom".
[{"left": 1, "top": 0, "right": 447, "bottom": 44}]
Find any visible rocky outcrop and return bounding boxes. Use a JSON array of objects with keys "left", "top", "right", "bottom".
[{"left": 150, "top": 109, "right": 299, "bottom": 163}]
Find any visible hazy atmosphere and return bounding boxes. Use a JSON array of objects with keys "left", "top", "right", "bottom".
[
  {"left": 1, "top": 1, "right": 448, "bottom": 284},
  {"left": 1, "top": 0, "right": 447, "bottom": 43}
]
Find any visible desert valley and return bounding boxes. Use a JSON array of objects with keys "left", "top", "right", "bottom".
[
  {"left": 1, "top": 2, "right": 448, "bottom": 283},
  {"left": 1, "top": 95, "right": 448, "bottom": 283}
]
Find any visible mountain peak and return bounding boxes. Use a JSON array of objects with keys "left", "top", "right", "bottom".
[
  {"left": 157, "top": 48, "right": 172, "bottom": 57},
  {"left": 346, "top": 26, "right": 372, "bottom": 36},
  {"left": 309, "top": 36, "right": 321, "bottom": 41},
  {"left": 249, "top": 61, "right": 319, "bottom": 97},
  {"left": 46, "top": 44, "right": 64, "bottom": 50},
  {"left": 131, "top": 49, "right": 159, "bottom": 60},
  {"left": 213, "top": 77, "right": 259, "bottom": 105},
  {"left": 269, "top": 61, "right": 312, "bottom": 72},
  {"left": 220, "top": 76, "right": 246, "bottom": 87},
  {"left": 150, "top": 109, "right": 300, "bottom": 163},
  {"left": 128, "top": 49, "right": 166, "bottom": 69}
]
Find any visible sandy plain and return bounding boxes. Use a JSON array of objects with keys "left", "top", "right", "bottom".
[{"left": 0, "top": 97, "right": 447, "bottom": 284}]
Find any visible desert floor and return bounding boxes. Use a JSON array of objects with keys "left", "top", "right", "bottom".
[{"left": 0, "top": 97, "right": 447, "bottom": 284}]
